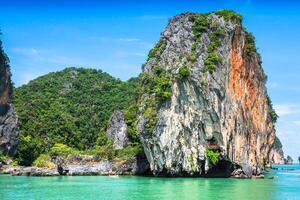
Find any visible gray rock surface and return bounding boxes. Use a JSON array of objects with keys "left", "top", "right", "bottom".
[
  {"left": 106, "top": 110, "right": 129, "bottom": 149},
  {"left": 0, "top": 39, "right": 19, "bottom": 156},
  {"left": 137, "top": 12, "right": 282, "bottom": 177},
  {"left": 55, "top": 154, "right": 149, "bottom": 176},
  {"left": 1, "top": 166, "right": 59, "bottom": 176},
  {"left": 0, "top": 104, "right": 19, "bottom": 156},
  {"left": 1, "top": 154, "right": 149, "bottom": 176}
]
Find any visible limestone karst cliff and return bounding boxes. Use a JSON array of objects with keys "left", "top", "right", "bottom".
[
  {"left": 106, "top": 110, "right": 129, "bottom": 149},
  {"left": 0, "top": 38, "right": 19, "bottom": 156},
  {"left": 137, "top": 11, "right": 283, "bottom": 177}
]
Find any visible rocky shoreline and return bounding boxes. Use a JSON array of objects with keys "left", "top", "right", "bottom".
[
  {"left": 0, "top": 156, "right": 150, "bottom": 176},
  {"left": 0, "top": 166, "right": 265, "bottom": 178},
  {"left": 0, "top": 161, "right": 265, "bottom": 178}
]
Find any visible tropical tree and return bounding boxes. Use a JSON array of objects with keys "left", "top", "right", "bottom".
[{"left": 286, "top": 155, "right": 293, "bottom": 164}]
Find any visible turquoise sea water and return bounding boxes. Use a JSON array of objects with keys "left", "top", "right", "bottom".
[{"left": 1, "top": 164, "right": 300, "bottom": 200}]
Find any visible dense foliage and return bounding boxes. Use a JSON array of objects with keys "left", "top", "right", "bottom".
[
  {"left": 205, "top": 149, "right": 220, "bottom": 166},
  {"left": 32, "top": 154, "right": 55, "bottom": 168},
  {"left": 147, "top": 39, "right": 167, "bottom": 61},
  {"left": 274, "top": 136, "right": 283, "bottom": 150},
  {"left": 190, "top": 14, "right": 210, "bottom": 39},
  {"left": 244, "top": 30, "right": 262, "bottom": 65},
  {"left": 215, "top": 10, "right": 243, "bottom": 23},
  {"left": 141, "top": 67, "right": 172, "bottom": 104},
  {"left": 139, "top": 65, "right": 173, "bottom": 136},
  {"left": 14, "top": 67, "right": 139, "bottom": 165},
  {"left": 0, "top": 152, "right": 7, "bottom": 163},
  {"left": 178, "top": 65, "right": 190, "bottom": 79},
  {"left": 267, "top": 95, "right": 279, "bottom": 124},
  {"left": 286, "top": 155, "right": 293, "bottom": 163},
  {"left": 48, "top": 143, "right": 142, "bottom": 163}
]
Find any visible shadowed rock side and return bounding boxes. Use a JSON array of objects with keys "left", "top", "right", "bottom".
[
  {"left": 137, "top": 11, "right": 283, "bottom": 177},
  {"left": 0, "top": 38, "right": 19, "bottom": 156},
  {"left": 271, "top": 136, "right": 284, "bottom": 164}
]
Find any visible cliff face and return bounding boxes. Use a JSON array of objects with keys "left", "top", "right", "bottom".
[
  {"left": 137, "top": 11, "right": 283, "bottom": 177},
  {"left": 106, "top": 110, "right": 129, "bottom": 149},
  {"left": 0, "top": 39, "right": 19, "bottom": 156},
  {"left": 271, "top": 136, "right": 284, "bottom": 164}
]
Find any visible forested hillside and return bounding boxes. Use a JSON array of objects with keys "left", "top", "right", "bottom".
[{"left": 14, "top": 67, "right": 139, "bottom": 165}]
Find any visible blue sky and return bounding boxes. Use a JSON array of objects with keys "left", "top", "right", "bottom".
[{"left": 1, "top": 0, "right": 299, "bottom": 160}]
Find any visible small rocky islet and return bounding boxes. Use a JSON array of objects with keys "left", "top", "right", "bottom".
[{"left": 0, "top": 10, "right": 284, "bottom": 178}]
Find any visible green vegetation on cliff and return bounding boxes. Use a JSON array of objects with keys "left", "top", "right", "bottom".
[
  {"left": 147, "top": 39, "right": 167, "bottom": 61},
  {"left": 267, "top": 95, "right": 279, "bottom": 124},
  {"left": 244, "top": 30, "right": 262, "bottom": 64},
  {"left": 14, "top": 67, "right": 139, "bottom": 165},
  {"left": 190, "top": 14, "right": 210, "bottom": 39},
  {"left": 274, "top": 136, "right": 283, "bottom": 150},
  {"left": 178, "top": 65, "right": 190, "bottom": 79},
  {"left": 190, "top": 13, "right": 225, "bottom": 74},
  {"left": 215, "top": 10, "right": 242, "bottom": 23},
  {"left": 189, "top": 10, "right": 262, "bottom": 75},
  {"left": 139, "top": 65, "right": 173, "bottom": 136},
  {"left": 205, "top": 149, "right": 220, "bottom": 166},
  {"left": 0, "top": 152, "right": 7, "bottom": 163}
]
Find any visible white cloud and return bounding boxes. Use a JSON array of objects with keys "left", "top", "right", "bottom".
[
  {"left": 268, "top": 82, "right": 278, "bottom": 88},
  {"left": 89, "top": 36, "right": 141, "bottom": 43},
  {"left": 137, "top": 15, "right": 168, "bottom": 21},
  {"left": 18, "top": 72, "right": 40, "bottom": 85},
  {"left": 87, "top": 36, "right": 153, "bottom": 50},
  {"left": 11, "top": 48, "right": 41, "bottom": 56},
  {"left": 119, "top": 38, "right": 141, "bottom": 42},
  {"left": 293, "top": 121, "right": 300, "bottom": 127},
  {"left": 274, "top": 104, "right": 300, "bottom": 116},
  {"left": 115, "top": 51, "right": 146, "bottom": 58},
  {"left": 43, "top": 55, "right": 93, "bottom": 66},
  {"left": 10, "top": 47, "right": 97, "bottom": 67}
]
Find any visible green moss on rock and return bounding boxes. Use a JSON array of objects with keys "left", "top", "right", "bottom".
[
  {"left": 147, "top": 39, "right": 167, "bottom": 61},
  {"left": 178, "top": 65, "right": 190, "bottom": 79}
]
